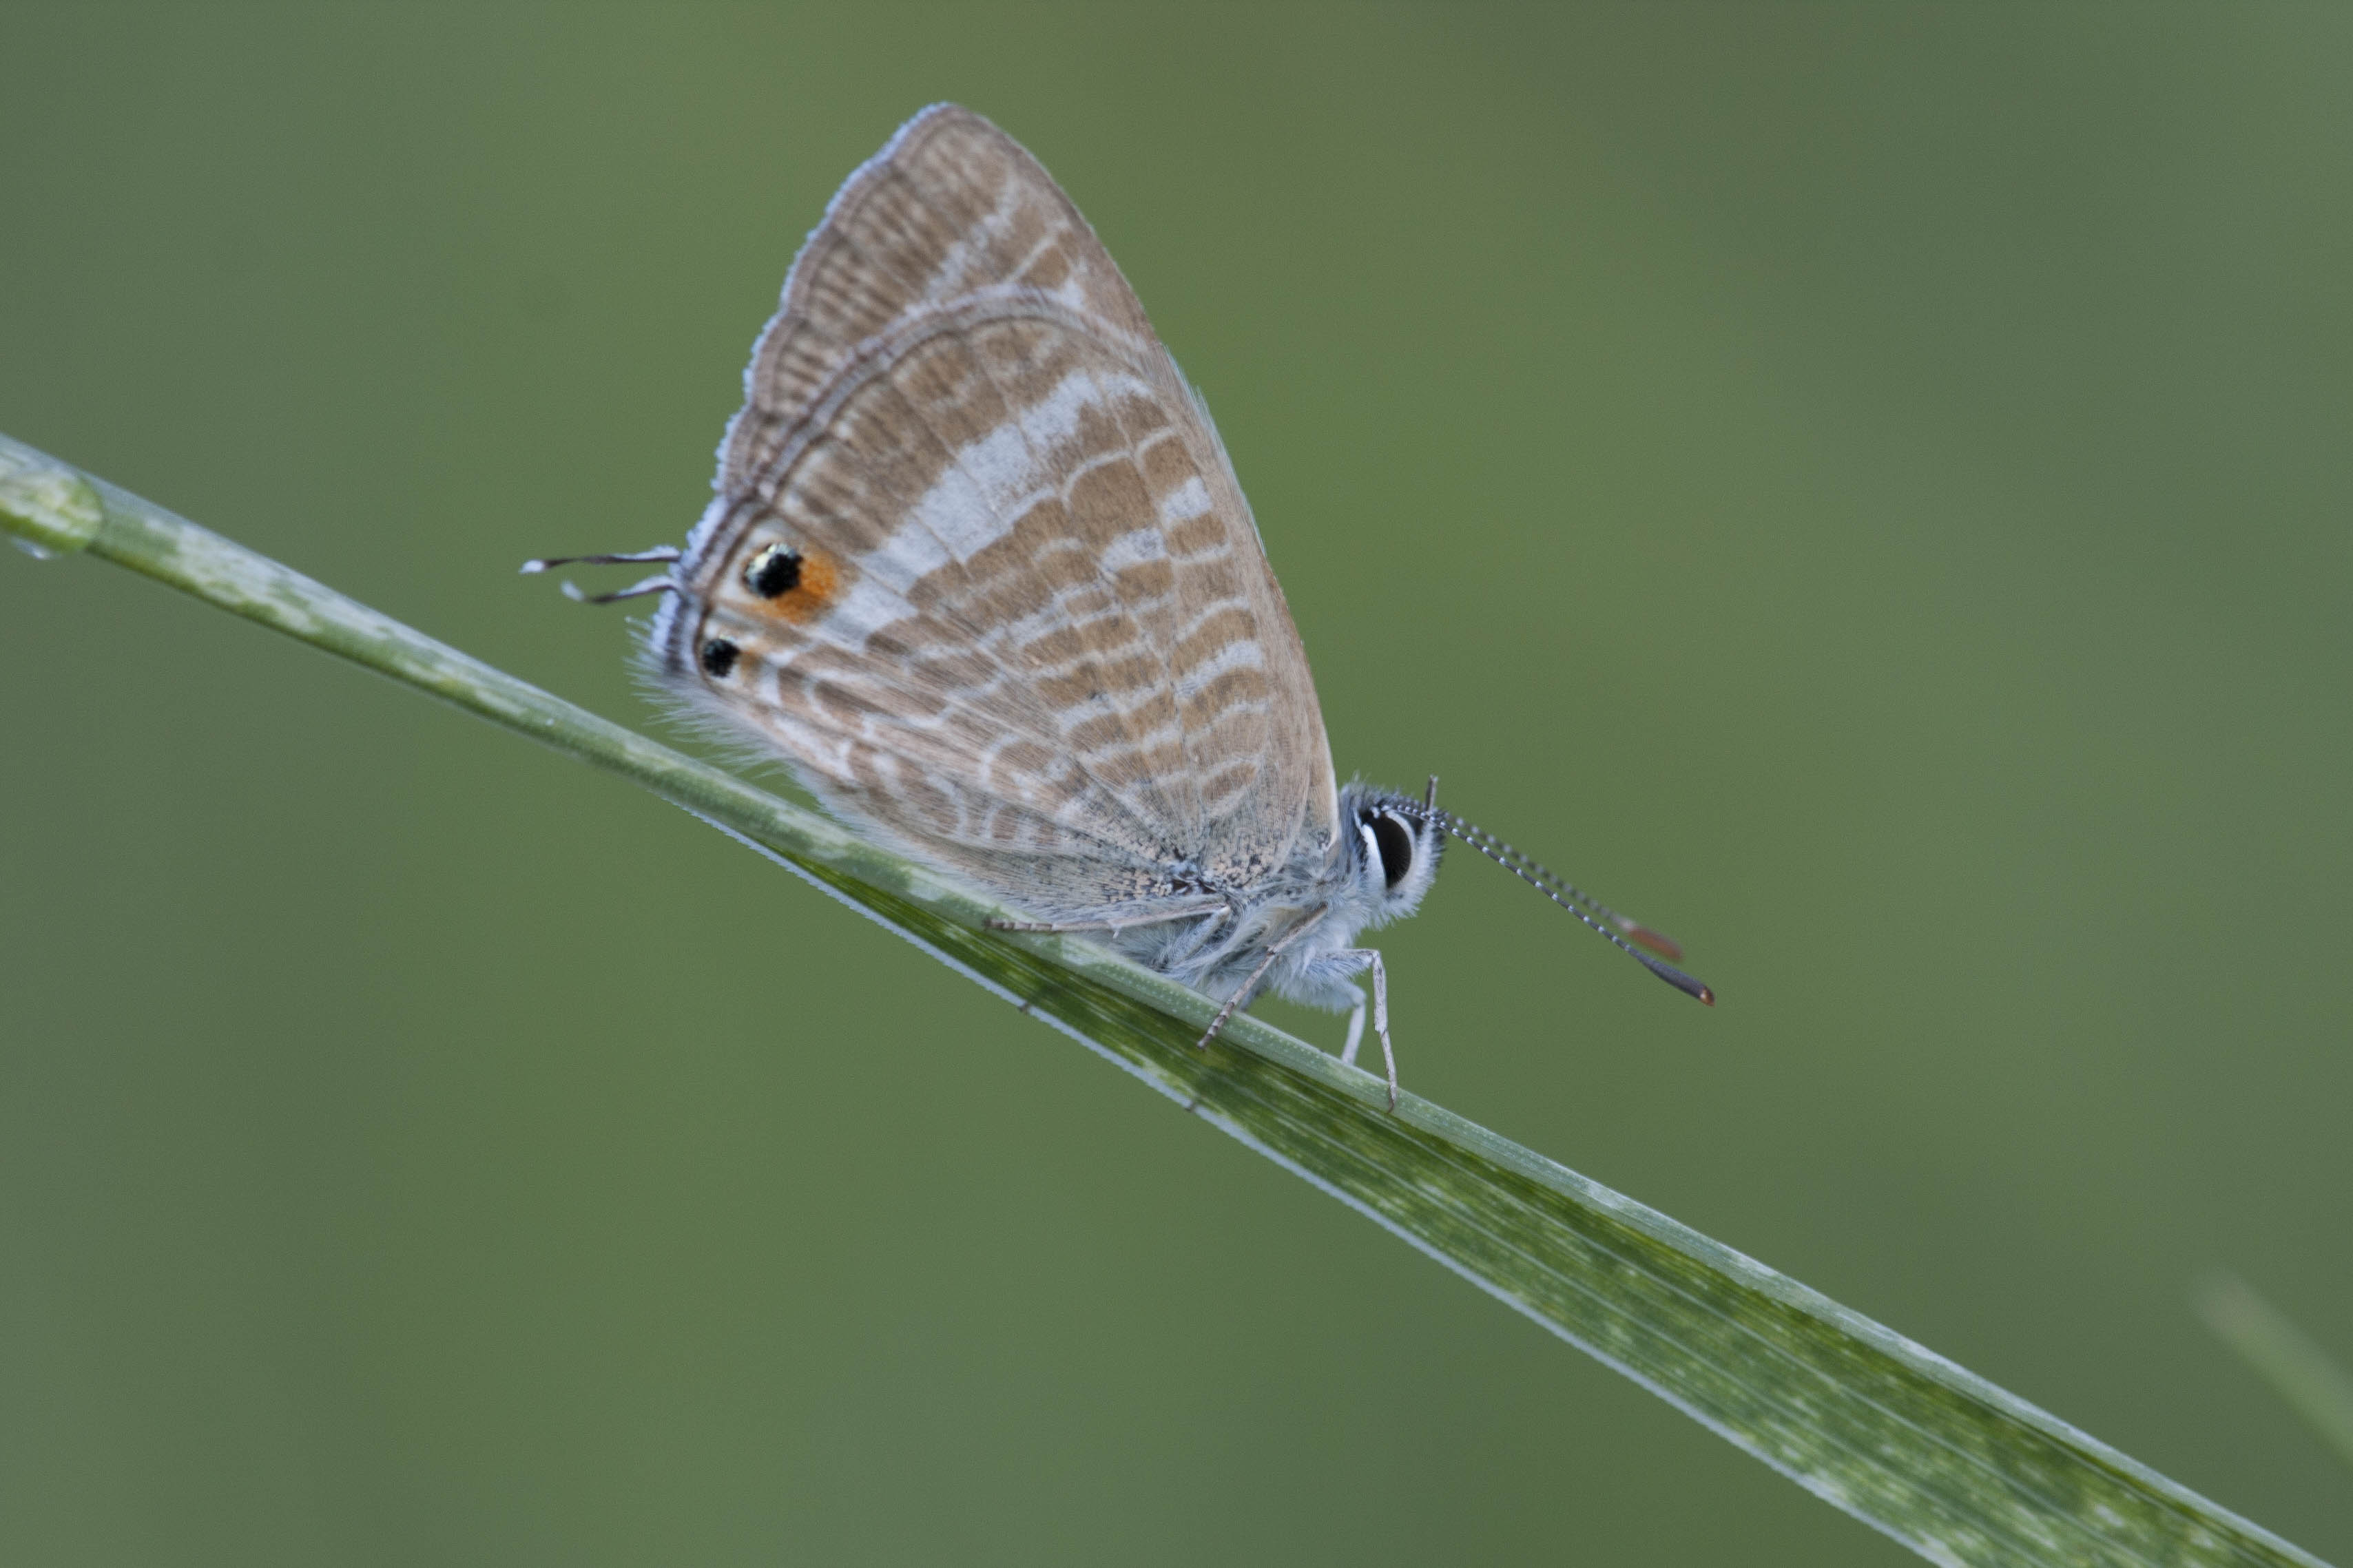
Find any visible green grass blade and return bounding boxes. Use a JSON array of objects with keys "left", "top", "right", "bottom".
[
  {"left": 1, "top": 430, "right": 2329, "bottom": 1568},
  {"left": 2197, "top": 1274, "right": 2353, "bottom": 1470}
]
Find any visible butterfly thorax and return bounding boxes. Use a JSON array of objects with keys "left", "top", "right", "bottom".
[{"left": 1106, "top": 782, "right": 1443, "bottom": 1009}]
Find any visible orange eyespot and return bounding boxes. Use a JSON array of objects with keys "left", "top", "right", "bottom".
[
  {"left": 744, "top": 543, "right": 802, "bottom": 596},
  {"left": 739, "top": 541, "right": 840, "bottom": 624}
]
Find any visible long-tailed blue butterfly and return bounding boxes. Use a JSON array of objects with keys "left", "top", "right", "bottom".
[{"left": 529, "top": 105, "right": 1709, "bottom": 1107}]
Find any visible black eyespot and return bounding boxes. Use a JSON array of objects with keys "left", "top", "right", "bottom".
[
  {"left": 744, "top": 543, "right": 803, "bottom": 598},
  {"left": 699, "top": 638, "right": 740, "bottom": 678},
  {"left": 1371, "top": 812, "right": 1413, "bottom": 890}
]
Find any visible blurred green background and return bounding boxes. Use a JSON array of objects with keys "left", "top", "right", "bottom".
[{"left": 5, "top": 6, "right": 2350, "bottom": 1563}]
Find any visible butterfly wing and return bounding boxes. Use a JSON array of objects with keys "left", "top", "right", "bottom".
[{"left": 651, "top": 105, "right": 1338, "bottom": 917}]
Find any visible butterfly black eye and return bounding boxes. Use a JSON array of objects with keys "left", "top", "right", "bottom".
[
  {"left": 745, "top": 543, "right": 803, "bottom": 598},
  {"left": 1371, "top": 812, "right": 1414, "bottom": 889},
  {"left": 700, "top": 638, "right": 740, "bottom": 678}
]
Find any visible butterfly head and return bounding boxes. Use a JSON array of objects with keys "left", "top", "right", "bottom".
[{"left": 1336, "top": 781, "right": 1444, "bottom": 930}]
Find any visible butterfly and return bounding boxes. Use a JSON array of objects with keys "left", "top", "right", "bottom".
[{"left": 529, "top": 105, "right": 1709, "bottom": 1107}]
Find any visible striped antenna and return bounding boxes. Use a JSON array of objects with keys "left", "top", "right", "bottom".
[{"left": 1402, "top": 782, "right": 1713, "bottom": 1005}]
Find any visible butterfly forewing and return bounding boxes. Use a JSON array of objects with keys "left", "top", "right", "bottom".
[
  {"left": 717, "top": 107, "right": 1158, "bottom": 494},
  {"left": 655, "top": 105, "right": 1338, "bottom": 919}
]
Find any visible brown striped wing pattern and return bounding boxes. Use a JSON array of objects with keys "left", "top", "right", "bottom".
[{"left": 651, "top": 105, "right": 1340, "bottom": 919}]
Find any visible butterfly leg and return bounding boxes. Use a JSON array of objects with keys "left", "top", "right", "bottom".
[
  {"left": 1195, "top": 907, "right": 1329, "bottom": 1052},
  {"left": 1160, "top": 906, "right": 1238, "bottom": 971},
  {"left": 1331, "top": 950, "right": 1397, "bottom": 1110}
]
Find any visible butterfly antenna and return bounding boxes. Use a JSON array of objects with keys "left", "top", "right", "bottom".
[
  {"left": 521, "top": 547, "right": 681, "bottom": 605},
  {"left": 1401, "top": 795, "right": 1714, "bottom": 1005}
]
